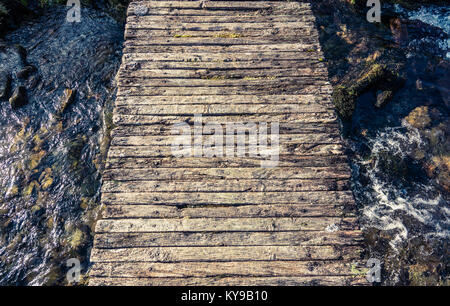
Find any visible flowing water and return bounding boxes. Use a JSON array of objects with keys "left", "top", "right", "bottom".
[
  {"left": 347, "top": 4, "right": 449, "bottom": 285},
  {"left": 0, "top": 7, "right": 122, "bottom": 285}
]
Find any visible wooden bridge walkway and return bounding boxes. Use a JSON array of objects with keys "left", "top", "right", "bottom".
[{"left": 89, "top": 0, "right": 366, "bottom": 286}]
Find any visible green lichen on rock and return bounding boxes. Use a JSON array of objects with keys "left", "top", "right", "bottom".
[{"left": 332, "top": 63, "right": 404, "bottom": 120}]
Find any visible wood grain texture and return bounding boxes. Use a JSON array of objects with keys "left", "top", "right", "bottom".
[{"left": 89, "top": 0, "right": 366, "bottom": 286}]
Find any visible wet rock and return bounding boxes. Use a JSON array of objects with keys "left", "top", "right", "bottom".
[
  {"left": 68, "top": 228, "right": 85, "bottom": 250},
  {"left": 390, "top": 17, "right": 408, "bottom": 47},
  {"left": 416, "top": 79, "right": 423, "bottom": 90},
  {"left": 332, "top": 64, "right": 402, "bottom": 120},
  {"left": 405, "top": 106, "right": 432, "bottom": 129},
  {"left": 27, "top": 74, "right": 40, "bottom": 89},
  {"left": 9, "top": 85, "right": 28, "bottom": 109},
  {"left": 14, "top": 44, "right": 27, "bottom": 63},
  {"left": 332, "top": 85, "right": 357, "bottom": 121},
  {"left": 375, "top": 90, "right": 394, "bottom": 108},
  {"left": 0, "top": 71, "right": 11, "bottom": 99},
  {"left": 58, "top": 88, "right": 76, "bottom": 114},
  {"left": 16, "top": 65, "right": 35, "bottom": 80}
]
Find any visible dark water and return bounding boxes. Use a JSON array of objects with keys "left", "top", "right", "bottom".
[
  {"left": 0, "top": 7, "right": 122, "bottom": 285},
  {"left": 346, "top": 5, "right": 449, "bottom": 285}
]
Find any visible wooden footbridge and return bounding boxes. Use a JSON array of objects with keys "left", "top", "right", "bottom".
[{"left": 89, "top": 0, "right": 366, "bottom": 286}]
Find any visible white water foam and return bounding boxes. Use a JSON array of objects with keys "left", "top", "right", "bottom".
[{"left": 352, "top": 125, "right": 449, "bottom": 252}]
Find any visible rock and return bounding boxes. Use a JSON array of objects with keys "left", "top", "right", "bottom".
[
  {"left": 9, "top": 86, "right": 28, "bottom": 109},
  {"left": 416, "top": 79, "right": 423, "bottom": 90},
  {"left": 405, "top": 106, "right": 432, "bottom": 129},
  {"left": 0, "top": 71, "right": 11, "bottom": 99},
  {"left": 68, "top": 228, "right": 85, "bottom": 249},
  {"left": 332, "top": 85, "right": 357, "bottom": 121},
  {"left": 58, "top": 88, "right": 76, "bottom": 114},
  {"left": 332, "top": 64, "right": 402, "bottom": 120},
  {"left": 16, "top": 65, "right": 35, "bottom": 79},
  {"left": 14, "top": 44, "right": 27, "bottom": 63},
  {"left": 375, "top": 90, "right": 394, "bottom": 108},
  {"left": 27, "top": 74, "right": 40, "bottom": 89}
]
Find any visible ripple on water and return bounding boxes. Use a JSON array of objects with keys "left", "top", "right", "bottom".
[{"left": 0, "top": 7, "right": 123, "bottom": 285}]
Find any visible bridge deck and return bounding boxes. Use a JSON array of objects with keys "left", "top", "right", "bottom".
[{"left": 89, "top": 0, "right": 366, "bottom": 286}]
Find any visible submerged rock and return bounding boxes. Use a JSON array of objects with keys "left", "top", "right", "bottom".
[
  {"left": 9, "top": 85, "right": 27, "bottom": 109},
  {"left": 58, "top": 88, "right": 76, "bottom": 114},
  {"left": 0, "top": 71, "right": 11, "bottom": 99},
  {"left": 405, "top": 106, "right": 432, "bottom": 129},
  {"left": 375, "top": 90, "right": 394, "bottom": 108},
  {"left": 16, "top": 65, "right": 35, "bottom": 80}
]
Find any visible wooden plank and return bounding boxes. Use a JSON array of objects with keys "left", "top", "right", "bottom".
[
  {"left": 114, "top": 94, "right": 331, "bottom": 105},
  {"left": 118, "top": 78, "right": 328, "bottom": 88},
  {"left": 112, "top": 112, "right": 337, "bottom": 126},
  {"left": 123, "top": 43, "right": 320, "bottom": 53},
  {"left": 108, "top": 146, "right": 345, "bottom": 160},
  {"left": 101, "top": 191, "right": 355, "bottom": 205},
  {"left": 90, "top": 261, "right": 363, "bottom": 278},
  {"left": 94, "top": 231, "right": 362, "bottom": 248},
  {"left": 102, "top": 179, "right": 350, "bottom": 193},
  {"left": 90, "top": 245, "right": 361, "bottom": 262},
  {"left": 116, "top": 84, "right": 332, "bottom": 96},
  {"left": 90, "top": 275, "right": 367, "bottom": 286},
  {"left": 110, "top": 123, "right": 340, "bottom": 136},
  {"left": 126, "top": 15, "right": 315, "bottom": 24},
  {"left": 128, "top": 1, "right": 311, "bottom": 10},
  {"left": 110, "top": 133, "right": 340, "bottom": 146},
  {"left": 119, "top": 67, "right": 328, "bottom": 79},
  {"left": 105, "top": 156, "right": 350, "bottom": 169},
  {"left": 102, "top": 204, "right": 355, "bottom": 219},
  {"left": 125, "top": 22, "right": 316, "bottom": 32},
  {"left": 113, "top": 104, "right": 332, "bottom": 114},
  {"left": 123, "top": 51, "right": 321, "bottom": 62},
  {"left": 127, "top": 6, "right": 313, "bottom": 18},
  {"left": 121, "top": 59, "right": 326, "bottom": 70},
  {"left": 102, "top": 167, "right": 351, "bottom": 181}
]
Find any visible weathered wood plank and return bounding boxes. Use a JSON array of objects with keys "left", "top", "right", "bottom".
[
  {"left": 110, "top": 123, "right": 339, "bottom": 136},
  {"left": 94, "top": 231, "right": 362, "bottom": 248},
  {"left": 102, "top": 178, "right": 350, "bottom": 193},
  {"left": 123, "top": 51, "right": 322, "bottom": 62},
  {"left": 113, "top": 104, "right": 331, "bottom": 115},
  {"left": 123, "top": 43, "right": 320, "bottom": 53},
  {"left": 119, "top": 67, "right": 328, "bottom": 79},
  {"left": 126, "top": 15, "right": 315, "bottom": 24},
  {"left": 128, "top": 1, "right": 311, "bottom": 10},
  {"left": 118, "top": 77, "right": 327, "bottom": 88},
  {"left": 121, "top": 59, "right": 326, "bottom": 70},
  {"left": 102, "top": 167, "right": 351, "bottom": 181},
  {"left": 90, "top": 245, "right": 361, "bottom": 262},
  {"left": 110, "top": 134, "right": 341, "bottom": 147},
  {"left": 117, "top": 84, "right": 332, "bottom": 96},
  {"left": 125, "top": 23, "right": 317, "bottom": 34},
  {"left": 90, "top": 275, "right": 367, "bottom": 286},
  {"left": 112, "top": 113, "right": 337, "bottom": 127},
  {"left": 105, "top": 156, "right": 350, "bottom": 169},
  {"left": 106, "top": 144, "right": 345, "bottom": 159},
  {"left": 114, "top": 94, "right": 331, "bottom": 105},
  {"left": 90, "top": 261, "right": 363, "bottom": 278},
  {"left": 101, "top": 191, "right": 355, "bottom": 206},
  {"left": 102, "top": 204, "right": 355, "bottom": 219}
]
